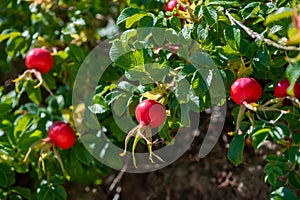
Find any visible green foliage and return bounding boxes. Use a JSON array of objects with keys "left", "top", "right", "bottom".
[{"left": 0, "top": 0, "right": 116, "bottom": 199}]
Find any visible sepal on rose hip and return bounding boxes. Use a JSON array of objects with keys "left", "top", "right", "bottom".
[{"left": 13, "top": 48, "right": 54, "bottom": 95}]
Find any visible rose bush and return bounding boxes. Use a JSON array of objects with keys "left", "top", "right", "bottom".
[{"left": 0, "top": 0, "right": 300, "bottom": 199}]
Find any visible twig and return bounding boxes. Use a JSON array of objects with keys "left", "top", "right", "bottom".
[
  {"left": 108, "top": 163, "right": 128, "bottom": 192},
  {"left": 225, "top": 10, "right": 300, "bottom": 51}
]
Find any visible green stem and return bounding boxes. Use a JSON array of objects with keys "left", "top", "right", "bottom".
[
  {"left": 236, "top": 105, "right": 246, "bottom": 134},
  {"left": 23, "top": 139, "right": 45, "bottom": 162}
]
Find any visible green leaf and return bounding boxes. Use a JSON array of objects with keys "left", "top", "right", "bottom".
[
  {"left": 202, "top": 5, "right": 218, "bottom": 28},
  {"left": 273, "top": 166, "right": 284, "bottom": 176},
  {"left": 42, "top": 74, "right": 57, "bottom": 90},
  {"left": 265, "top": 7, "right": 293, "bottom": 25},
  {"left": 264, "top": 163, "right": 274, "bottom": 174},
  {"left": 6, "top": 35, "right": 26, "bottom": 58},
  {"left": 158, "top": 125, "right": 173, "bottom": 142},
  {"left": 146, "top": 63, "right": 169, "bottom": 82},
  {"left": 13, "top": 161, "right": 29, "bottom": 174},
  {"left": 18, "top": 130, "right": 43, "bottom": 151},
  {"left": 95, "top": 84, "right": 117, "bottom": 97},
  {"left": 89, "top": 95, "right": 110, "bottom": 114},
  {"left": 0, "top": 33, "right": 11, "bottom": 43},
  {"left": 224, "top": 26, "right": 241, "bottom": 50},
  {"left": 175, "top": 76, "right": 190, "bottom": 104},
  {"left": 165, "top": 29, "right": 179, "bottom": 44},
  {"left": 117, "top": 81, "right": 136, "bottom": 93},
  {"left": 269, "top": 187, "right": 298, "bottom": 200},
  {"left": 252, "top": 127, "right": 271, "bottom": 149},
  {"left": 151, "top": 28, "right": 166, "bottom": 46},
  {"left": 240, "top": 2, "right": 261, "bottom": 19},
  {"left": 275, "top": 161, "right": 289, "bottom": 174},
  {"left": 207, "top": 1, "right": 240, "bottom": 6},
  {"left": 8, "top": 193, "right": 23, "bottom": 200},
  {"left": 49, "top": 175, "right": 66, "bottom": 185},
  {"left": 125, "top": 13, "right": 149, "bottom": 28},
  {"left": 26, "top": 81, "right": 42, "bottom": 104},
  {"left": 270, "top": 125, "right": 288, "bottom": 141},
  {"left": 125, "top": 68, "right": 148, "bottom": 81},
  {"left": 253, "top": 47, "right": 271, "bottom": 70},
  {"left": 266, "top": 173, "right": 277, "bottom": 186},
  {"left": 74, "top": 143, "right": 92, "bottom": 166},
  {"left": 288, "top": 146, "right": 299, "bottom": 166},
  {"left": 37, "top": 184, "right": 54, "bottom": 200},
  {"left": 288, "top": 171, "right": 300, "bottom": 189},
  {"left": 292, "top": 133, "right": 300, "bottom": 144},
  {"left": 0, "top": 104, "right": 11, "bottom": 118},
  {"left": 194, "top": 22, "right": 209, "bottom": 41},
  {"left": 109, "top": 38, "right": 130, "bottom": 61},
  {"left": 112, "top": 93, "right": 132, "bottom": 116},
  {"left": 179, "top": 103, "right": 190, "bottom": 127},
  {"left": 138, "top": 15, "right": 154, "bottom": 27},
  {"left": 0, "top": 169, "right": 7, "bottom": 188},
  {"left": 266, "top": 154, "right": 278, "bottom": 162},
  {"left": 13, "top": 114, "right": 36, "bottom": 141},
  {"left": 188, "top": 91, "right": 205, "bottom": 112},
  {"left": 271, "top": 56, "right": 287, "bottom": 69},
  {"left": 0, "top": 163, "right": 12, "bottom": 175},
  {"left": 52, "top": 185, "right": 67, "bottom": 200},
  {"left": 169, "top": 16, "right": 182, "bottom": 32},
  {"left": 217, "top": 45, "right": 240, "bottom": 60},
  {"left": 286, "top": 62, "right": 300, "bottom": 97},
  {"left": 88, "top": 103, "right": 110, "bottom": 114},
  {"left": 114, "top": 49, "right": 146, "bottom": 70},
  {"left": 116, "top": 7, "right": 146, "bottom": 25},
  {"left": 66, "top": 44, "right": 85, "bottom": 63},
  {"left": 191, "top": 70, "right": 208, "bottom": 97},
  {"left": 11, "top": 187, "right": 31, "bottom": 200},
  {"left": 0, "top": 31, "right": 21, "bottom": 43},
  {"left": 227, "top": 134, "right": 245, "bottom": 166}
]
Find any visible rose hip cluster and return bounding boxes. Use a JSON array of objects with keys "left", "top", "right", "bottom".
[
  {"left": 230, "top": 77, "right": 300, "bottom": 106},
  {"left": 230, "top": 77, "right": 298, "bottom": 134}
]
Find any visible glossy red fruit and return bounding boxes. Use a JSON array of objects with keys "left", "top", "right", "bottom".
[
  {"left": 274, "top": 79, "right": 300, "bottom": 98},
  {"left": 230, "top": 77, "right": 263, "bottom": 105},
  {"left": 165, "top": 0, "right": 184, "bottom": 13},
  {"left": 48, "top": 122, "right": 76, "bottom": 149},
  {"left": 25, "top": 48, "right": 53, "bottom": 74},
  {"left": 135, "top": 99, "right": 166, "bottom": 128}
]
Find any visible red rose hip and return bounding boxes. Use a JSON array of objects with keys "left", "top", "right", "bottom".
[
  {"left": 120, "top": 99, "right": 167, "bottom": 167},
  {"left": 230, "top": 77, "right": 262, "bottom": 105},
  {"left": 48, "top": 121, "right": 76, "bottom": 149},
  {"left": 135, "top": 99, "right": 166, "bottom": 128},
  {"left": 165, "top": 0, "right": 184, "bottom": 14},
  {"left": 274, "top": 79, "right": 300, "bottom": 98},
  {"left": 165, "top": 0, "right": 178, "bottom": 12},
  {"left": 25, "top": 48, "right": 53, "bottom": 74}
]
